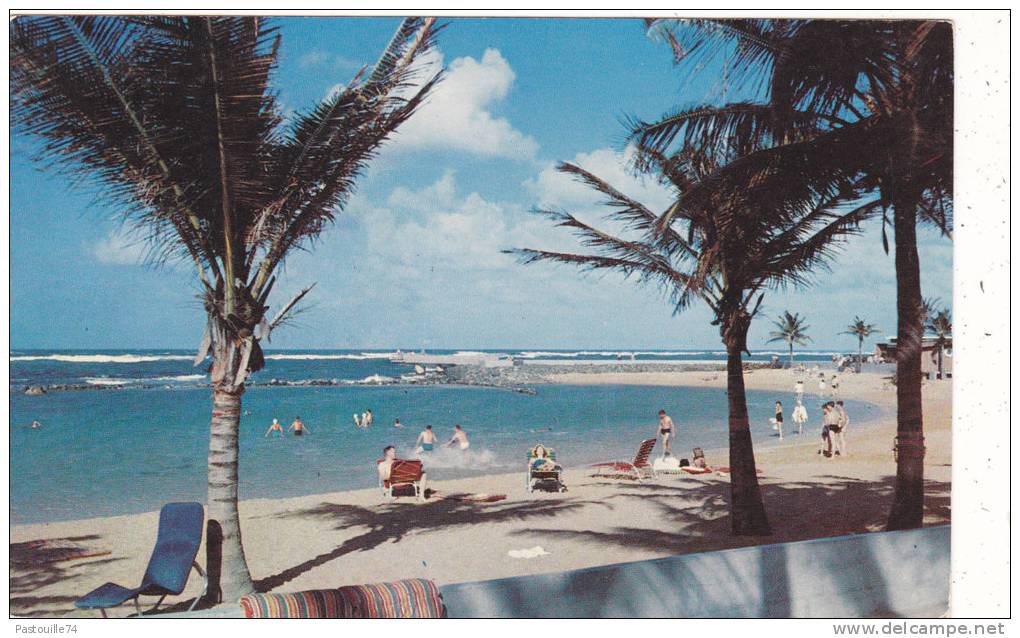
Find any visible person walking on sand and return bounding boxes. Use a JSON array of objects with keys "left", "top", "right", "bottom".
[
  {"left": 830, "top": 375, "right": 840, "bottom": 399},
  {"left": 265, "top": 418, "right": 284, "bottom": 438},
  {"left": 833, "top": 400, "right": 850, "bottom": 456},
  {"left": 792, "top": 400, "right": 808, "bottom": 435},
  {"left": 657, "top": 409, "right": 675, "bottom": 456},
  {"left": 795, "top": 379, "right": 804, "bottom": 403},
  {"left": 416, "top": 425, "right": 438, "bottom": 453},
  {"left": 817, "top": 373, "right": 827, "bottom": 397},
  {"left": 288, "top": 416, "right": 310, "bottom": 436},
  {"left": 819, "top": 402, "right": 841, "bottom": 458},
  {"left": 443, "top": 424, "right": 469, "bottom": 450}
]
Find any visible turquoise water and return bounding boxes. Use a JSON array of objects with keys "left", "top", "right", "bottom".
[{"left": 9, "top": 380, "right": 880, "bottom": 524}]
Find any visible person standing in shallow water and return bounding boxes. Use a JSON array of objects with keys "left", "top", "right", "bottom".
[
  {"left": 289, "top": 416, "right": 310, "bottom": 436},
  {"left": 792, "top": 400, "right": 808, "bottom": 435},
  {"left": 657, "top": 409, "right": 675, "bottom": 456},
  {"left": 773, "top": 401, "right": 784, "bottom": 439},
  {"left": 444, "top": 424, "right": 469, "bottom": 450},
  {"left": 416, "top": 424, "right": 437, "bottom": 453},
  {"left": 264, "top": 418, "right": 284, "bottom": 437}
]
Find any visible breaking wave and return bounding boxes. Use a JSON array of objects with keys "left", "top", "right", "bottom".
[
  {"left": 411, "top": 446, "right": 506, "bottom": 470},
  {"left": 11, "top": 354, "right": 193, "bottom": 363}
]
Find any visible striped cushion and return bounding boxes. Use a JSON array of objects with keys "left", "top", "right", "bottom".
[{"left": 239, "top": 578, "right": 444, "bottom": 618}]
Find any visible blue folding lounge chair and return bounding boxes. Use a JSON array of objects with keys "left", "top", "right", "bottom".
[{"left": 75, "top": 502, "right": 208, "bottom": 617}]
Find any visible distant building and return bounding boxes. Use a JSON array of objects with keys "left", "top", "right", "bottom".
[{"left": 874, "top": 336, "right": 952, "bottom": 378}]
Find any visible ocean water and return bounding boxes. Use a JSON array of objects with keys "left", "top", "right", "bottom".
[
  {"left": 9, "top": 350, "right": 878, "bottom": 524},
  {"left": 9, "top": 348, "right": 851, "bottom": 390}
]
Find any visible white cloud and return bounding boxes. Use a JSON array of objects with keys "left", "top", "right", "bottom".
[
  {"left": 392, "top": 49, "right": 539, "bottom": 159},
  {"left": 526, "top": 145, "right": 675, "bottom": 214},
  {"left": 91, "top": 228, "right": 146, "bottom": 266},
  {"left": 358, "top": 171, "right": 537, "bottom": 272},
  {"left": 298, "top": 50, "right": 363, "bottom": 71}
]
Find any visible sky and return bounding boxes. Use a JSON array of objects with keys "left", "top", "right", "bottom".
[{"left": 9, "top": 17, "right": 953, "bottom": 351}]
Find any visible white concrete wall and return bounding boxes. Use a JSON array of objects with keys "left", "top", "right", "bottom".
[{"left": 440, "top": 526, "right": 950, "bottom": 618}]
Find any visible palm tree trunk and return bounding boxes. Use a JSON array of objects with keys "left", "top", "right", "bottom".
[
  {"left": 937, "top": 346, "right": 944, "bottom": 379},
  {"left": 886, "top": 188, "right": 926, "bottom": 531},
  {"left": 726, "top": 342, "right": 772, "bottom": 536},
  {"left": 206, "top": 384, "right": 255, "bottom": 602},
  {"left": 788, "top": 342, "right": 794, "bottom": 368},
  {"left": 858, "top": 336, "right": 864, "bottom": 374}
]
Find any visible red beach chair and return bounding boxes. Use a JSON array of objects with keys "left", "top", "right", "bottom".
[
  {"left": 379, "top": 459, "right": 428, "bottom": 501},
  {"left": 590, "top": 438, "right": 657, "bottom": 481}
]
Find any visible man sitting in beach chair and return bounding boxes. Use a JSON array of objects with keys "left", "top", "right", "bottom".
[
  {"left": 527, "top": 444, "right": 566, "bottom": 493},
  {"left": 378, "top": 446, "right": 428, "bottom": 501}
]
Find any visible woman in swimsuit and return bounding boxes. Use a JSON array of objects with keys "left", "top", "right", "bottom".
[
  {"left": 265, "top": 418, "right": 285, "bottom": 436},
  {"left": 657, "top": 409, "right": 675, "bottom": 456},
  {"left": 773, "top": 401, "right": 784, "bottom": 439}
]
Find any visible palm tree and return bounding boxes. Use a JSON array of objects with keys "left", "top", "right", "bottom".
[
  {"left": 632, "top": 19, "right": 952, "bottom": 531},
  {"left": 842, "top": 316, "right": 880, "bottom": 373},
  {"left": 10, "top": 15, "right": 441, "bottom": 601},
  {"left": 925, "top": 307, "right": 952, "bottom": 379},
  {"left": 920, "top": 296, "right": 942, "bottom": 326},
  {"left": 508, "top": 150, "right": 877, "bottom": 536},
  {"left": 767, "top": 311, "right": 811, "bottom": 368}
]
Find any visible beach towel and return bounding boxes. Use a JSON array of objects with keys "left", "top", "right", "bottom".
[
  {"left": 430, "top": 492, "right": 507, "bottom": 503},
  {"left": 714, "top": 466, "right": 765, "bottom": 476},
  {"left": 239, "top": 579, "right": 444, "bottom": 618}
]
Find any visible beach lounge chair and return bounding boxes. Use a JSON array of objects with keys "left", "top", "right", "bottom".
[
  {"left": 75, "top": 502, "right": 207, "bottom": 617},
  {"left": 589, "top": 438, "right": 657, "bottom": 481},
  {"left": 526, "top": 445, "right": 566, "bottom": 493},
  {"left": 380, "top": 459, "right": 428, "bottom": 501}
]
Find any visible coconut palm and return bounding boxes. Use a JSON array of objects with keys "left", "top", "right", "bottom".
[
  {"left": 10, "top": 15, "right": 441, "bottom": 601},
  {"left": 920, "top": 296, "right": 942, "bottom": 326},
  {"left": 767, "top": 311, "right": 811, "bottom": 368},
  {"left": 842, "top": 316, "right": 880, "bottom": 373},
  {"left": 507, "top": 149, "right": 877, "bottom": 536},
  {"left": 633, "top": 18, "right": 952, "bottom": 531},
  {"left": 925, "top": 307, "right": 952, "bottom": 379}
]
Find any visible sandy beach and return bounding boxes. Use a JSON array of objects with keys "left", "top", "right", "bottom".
[{"left": 10, "top": 368, "right": 952, "bottom": 618}]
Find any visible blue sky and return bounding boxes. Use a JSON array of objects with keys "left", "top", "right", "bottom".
[{"left": 10, "top": 17, "right": 952, "bottom": 351}]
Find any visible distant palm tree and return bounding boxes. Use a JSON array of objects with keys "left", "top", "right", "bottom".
[
  {"left": 920, "top": 297, "right": 942, "bottom": 326},
  {"left": 10, "top": 15, "right": 440, "bottom": 601},
  {"left": 925, "top": 307, "right": 952, "bottom": 379},
  {"left": 842, "top": 316, "right": 880, "bottom": 373},
  {"left": 634, "top": 18, "right": 952, "bottom": 531},
  {"left": 767, "top": 311, "right": 811, "bottom": 368},
  {"left": 508, "top": 150, "right": 876, "bottom": 536}
]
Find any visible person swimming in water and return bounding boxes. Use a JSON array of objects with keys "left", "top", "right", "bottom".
[
  {"left": 443, "top": 424, "right": 469, "bottom": 450},
  {"left": 289, "top": 416, "right": 309, "bottom": 436},
  {"left": 416, "top": 425, "right": 437, "bottom": 453},
  {"left": 29, "top": 420, "right": 42, "bottom": 429},
  {"left": 264, "top": 418, "right": 284, "bottom": 437},
  {"left": 393, "top": 418, "right": 404, "bottom": 429}
]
